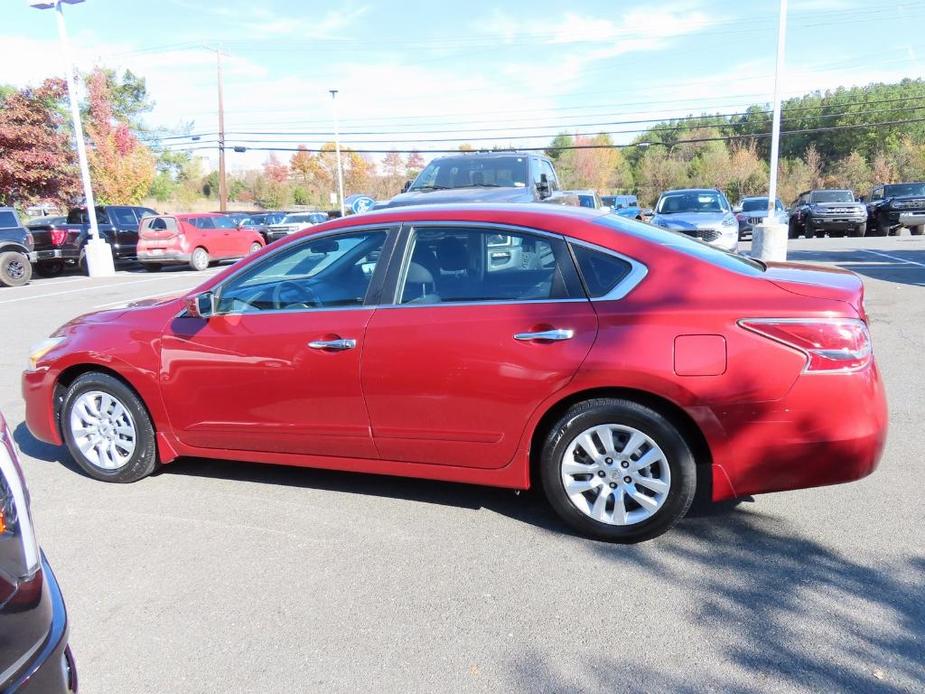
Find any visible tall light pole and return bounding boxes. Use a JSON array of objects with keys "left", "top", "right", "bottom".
[
  {"left": 754, "top": 0, "right": 789, "bottom": 262},
  {"left": 329, "top": 89, "right": 346, "bottom": 217},
  {"left": 29, "top": 0, "right": 114, "bottom": 276}
]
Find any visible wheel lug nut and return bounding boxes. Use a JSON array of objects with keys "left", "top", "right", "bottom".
[
  {"left": 620, "top": 461, "right": 629, "bottom": 468},
  {"left": 598, "top": 471, "right": 606, "bottom": 477},
  {"left": 605, "top": 457, "right": 613, "bottom": 464},
  {"left": 623, "top": 476, "right": 632, "bottom": 483},
  {"left": 609, "top": 482, "right": 617, "bottom": 489}
]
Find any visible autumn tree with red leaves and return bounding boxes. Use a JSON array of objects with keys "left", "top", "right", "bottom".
[
  {"left": 0, "top": 78, "right": 79, "bottom": 207},
  {"left": 83, "top": 68, "right": 155, "bottom": 204}
]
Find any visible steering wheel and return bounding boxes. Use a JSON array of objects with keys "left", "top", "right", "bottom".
[{"left": 271, "top": 280, "right": 320, "bottom": 310}]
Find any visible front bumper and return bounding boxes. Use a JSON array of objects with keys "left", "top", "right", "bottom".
[
  {"left": 711, "top": 361, "right": 887, "bottom": 500},
  {"left": 22, "top": 367, "right": 62, "bottom": 446},
  {"left": 806, "top": 216, "right": 866, "bottom": 232},
  {"left": 893, "top": 211, "right": 925, "bottom": 226},
  {"left": 1, "top": 556, "right": 75, "bottom": 693}
]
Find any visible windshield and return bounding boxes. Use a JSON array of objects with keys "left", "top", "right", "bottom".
[
  {"left": 410, "top": 156, "right": 528, "bottom": 190},
  {"left": 657, "top": 191, "right": 727, "bottom": 214},
  {"left": 884, "top": 183, "right": 925, "bottom": 198},
  {"left": 595, "top": 215, "right": 765, "bottom": 274},
  {"left": 811, "top": 191, "right": 854, "bottom": 203},
  {"left": 741, "top": 198, "right": 784, "bottom": 212},
  {"left": 282, "top": 213, "right": 323, "bottom": 224}
]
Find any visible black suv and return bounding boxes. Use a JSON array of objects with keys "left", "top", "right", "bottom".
[
  {"left": 865, "top": 182, "right": 925, "bottom": 236},
  {"left": 0, "top": 207, "right": 34, "bottom": 287},
  {"left": 789, "top": 190, "right": 867, "bottom": 238},
  {"left": 383, "top": 152, "right": 576, "bottom": 208}
]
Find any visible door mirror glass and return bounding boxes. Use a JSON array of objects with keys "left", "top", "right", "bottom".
[
  {"left": 186, "top": 291, "right": 215, "bottom": 319},
  {"left": 402, "top": 180, "right": 412, "bottom": 193},
  {"left": 537, "top": 173, "right": 551, "bottom": 199}
]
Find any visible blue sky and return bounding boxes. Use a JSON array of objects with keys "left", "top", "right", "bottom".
[{"left": 2, "top": 0, "right": 923, "bottom": 170}]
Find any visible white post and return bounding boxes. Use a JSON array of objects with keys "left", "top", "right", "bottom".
[
  {"left": 54, "top": 0, "right": 114, "bottom": 276},
  {"left": 753, "top": 0, "right": 789, "bottom": 262},
  {"left": 330, "top": 89, "right": 346, "bottom": 217}
]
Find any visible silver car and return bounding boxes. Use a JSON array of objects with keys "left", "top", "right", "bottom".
[
  {"left": 650, "top": 189, "right": 739, "bottom": 252},
  {"left": 734, "top": 196, "right": 788, "bottom": 240}
]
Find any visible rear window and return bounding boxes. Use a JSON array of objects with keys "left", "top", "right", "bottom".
[
  {"left": 0, "top": 211, "right": 18, "bottom": 228},
  {"left": 572, "top": 245, "right": 632, "bottom": 297},
  {"left": 594, "top": 216, "right": 765, "bottom": 275}
]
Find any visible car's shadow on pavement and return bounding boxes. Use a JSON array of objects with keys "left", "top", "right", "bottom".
[
  {"left": 788, "top": 248, "right": 925, "bottom": 287},
  {"left": 13, "top": 422, "right": 85, "bottom": 476}
]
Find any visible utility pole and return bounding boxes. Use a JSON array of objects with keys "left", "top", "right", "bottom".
[
  {"left": 330, "top": 89, "right": 346, "bottom": 217},
  {"left": 216, "top": 48, "right": 227, "bottom": 212}
]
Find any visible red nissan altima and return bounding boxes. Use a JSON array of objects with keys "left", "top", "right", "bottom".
[{"left": 22, "top": 204, "right": 886, "bottom": 542}]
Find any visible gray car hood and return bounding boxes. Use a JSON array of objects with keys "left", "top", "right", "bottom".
[
  {"left": 382, "top": 187, "right": 533, "bottom": 208},
  {"left": 652, "top": 211, "right": 734, "bottom": 229}
]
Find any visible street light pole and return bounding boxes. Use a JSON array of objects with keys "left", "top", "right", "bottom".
[
  {"left": 216, "top": 48, "right": 227, "bottom": 213},
  {"left": 31, "top": 0, "right": 114, "bottom": 276},
  {"left": 329, "top": 89, "right": 346, "bottom": 217},
  {"left": 754, "top": 0, "right": 789, "bottom": 262}
]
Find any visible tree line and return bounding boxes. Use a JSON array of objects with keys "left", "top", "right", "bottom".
[{"left": 2, "top": 71, "right": 925, "bottom": 212}]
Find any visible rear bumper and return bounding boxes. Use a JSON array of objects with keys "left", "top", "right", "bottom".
[
  {"left": 31, "top": 249, "right": 80, "bottom": 263},
  {"left": 709, "top": 361, "right": 887, "bottom": 500},
  {"left": 137, "top": 250, "right": 191, "bottom": 264},
  {"left": 1, "top": 556, "right": 75, "bottom": 693}
]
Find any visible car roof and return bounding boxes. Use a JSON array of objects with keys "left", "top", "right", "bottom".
[
  {"left": 430, "top": 151, "right": 539, "bottom": 160},
  {"left": 660, "top": 188, "right": 721, "bottom": 195}
]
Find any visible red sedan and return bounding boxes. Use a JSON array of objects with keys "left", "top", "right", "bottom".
[
  {"left": 22, "top": 205, "right": 886, "bottom": 542},
  {"left": 137, "top": 213, "right": 264, "bottom": 271}
]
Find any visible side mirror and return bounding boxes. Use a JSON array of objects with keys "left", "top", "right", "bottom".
[
  {"left": 401, "top": 180, "right": 412, "bottom": 193},
  {"left": 536, "top": 173, "right": 551, "bottom": 199},
  {"left": 732, "top": 205, "right": 742, "bottom": 213},
  {"left": 185, "top": 291, "right": 215, "bottom": 319}
]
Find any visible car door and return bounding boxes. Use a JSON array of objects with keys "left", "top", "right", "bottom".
[
  {"left": 210, "top": 215, "right": 243, "bottom": 257},
  {"left": 159, "top": 226, "right": 396, "bottom": 458},
  {"left": 361, "top": 223, "right": 598, "bottom": 469},
  {"left": 108, "top": 206, "right": 140, "bottom": 258}
]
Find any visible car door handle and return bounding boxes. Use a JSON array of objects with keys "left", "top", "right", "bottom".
[
  {"left": 307, "top": 338, "right": 356, "bottom": 351},
  {"left": 513, "top": 329, "right": 575, "bottom": 342}
]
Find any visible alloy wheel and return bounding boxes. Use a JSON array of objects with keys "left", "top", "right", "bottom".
[
  {"left": 560, "top": 424, "right": 671, "bottom": 526},
  {"left": 6, "top": 257, "right": 25, "bottom": 280},
  {"left": 69, "top": 390, "right": 137, "bottom": 470}
]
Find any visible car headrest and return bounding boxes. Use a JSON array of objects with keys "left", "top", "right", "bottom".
[
  {"left": 405, "top": 261, "right": 434, "bottom": 284},
  {"left": 437, "top": 237, "right": 468, "bottom": 272}
]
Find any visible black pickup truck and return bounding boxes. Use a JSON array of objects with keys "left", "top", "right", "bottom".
[
  {"left": 0, "top": 207, "right": 34, "bottom": 287},
  {"left": 382, "top": 151, "right": 577, "bottom": 208},
  {"left": 865, "top": 182, "right": 925, "bottom": 236},
  {"left": 27, "top": 205, "right": 156, "bottom": 275}
]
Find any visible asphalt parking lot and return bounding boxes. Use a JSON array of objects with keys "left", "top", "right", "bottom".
[{"left": 2, "top": 237, "right": 923, "bottom": 693}]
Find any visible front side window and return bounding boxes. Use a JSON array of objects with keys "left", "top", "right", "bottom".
[
  {"left": 216, "top": 230, "right": 387, "bottom": 313},
  {"left": 540, "top": 160, "right": 559, "bottom": 190},
  {"left": 212, "top": 216, "right": 236, "bottom": 229},
  {"left": 397, "top": 227, "right": 580, "bottom": 305},
  {"left": 110, "top": 207, "right": 138, "bottom": 226}
]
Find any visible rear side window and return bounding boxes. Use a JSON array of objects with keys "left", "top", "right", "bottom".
[
  {"left": 0, "top": 211, "right": 18, "bottom": 228},
  {"left": 572, "top": 245, "right": 632, "bottom": 297}
]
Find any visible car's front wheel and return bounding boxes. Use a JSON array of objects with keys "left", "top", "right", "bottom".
[
  {"left": 540, "top": 398, "right": 696, "bottom": 543},
  {"left": 61, "top": 372, "right": 158, "bottom": 482},
  {"left": 249, "top": 242, "right": 262, "bottom": 254},
  {"left": 910, "top": 224, "right": 924, "bottom": 236}
]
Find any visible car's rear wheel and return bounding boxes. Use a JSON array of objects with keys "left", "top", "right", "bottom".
[
  {"left": 0, "top": 251, "right": 32, "bottom": 287},
  {"left": 190, "top": 247, "right": 209, "bottom": 271},
  {"left": 61, "top": 372, "right": 158, "bottom": 482},
  {"left": 540, "top": 398, "right": 696, "bottom": 542},
  {"left": 910, "top": 224, "right": 924, "bottom": 236}
]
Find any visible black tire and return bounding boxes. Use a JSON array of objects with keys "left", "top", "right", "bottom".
[
  {"left": 539, "top": 398, "right": 697, "bottom": 543},
  {"left": 36, "top": 260, "right": 65, "bottom": 277},
  {"left": 910, "top": 224, "right": 924, "bottom": 236},
  {"left": 0, "top": 251, "right": 32, "bottom": 287},
  {"left": 875, "top": 214, "right": 891, "bottom": 237},
  {"left": 802, "top": 217, "right": 815, "bottom": 238},
  {"left": 61, "top": 372, "right": 158, "bottom": 483},
  {"left": 849, "top": 223, "right": 865, "bottom": 238},
  {"left": 143, "top": 263, "right": 162, "bottom": 272},
  {"left": 190, "top": 247, "right": 209, "bottom": 271},
  {"left": 788, "top": 220, "right": 799, "bottom": 239}
]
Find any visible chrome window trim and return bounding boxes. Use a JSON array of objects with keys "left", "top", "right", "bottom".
[
  {"left": 568, "top": 238, "right": 649, "bottom": 301},
  {"left": 389, "top": 220, "right": 580, "bottom": 308}
]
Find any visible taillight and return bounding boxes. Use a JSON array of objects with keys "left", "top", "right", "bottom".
[
  {"left": 739, "top": 318, "right": 872, "bottom": 372},
  {"left": 50, "top": 229, "right": 68, "bottom": 246},
  {"left": 0, "top": 416, "right": 40, "bottom": 584}
]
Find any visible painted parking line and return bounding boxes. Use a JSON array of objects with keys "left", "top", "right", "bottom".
[
  {"left": 0, "top": 271, "right": 218, "bottom": 306},
  {"left": 862, "top": 249, "right": 925, "bottom": 268}
]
